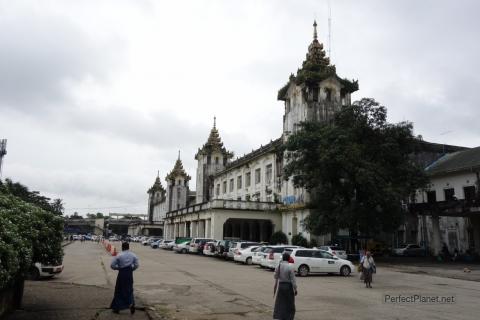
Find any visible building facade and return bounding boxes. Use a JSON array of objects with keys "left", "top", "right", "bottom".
[
  {"left": 148, "top": 21, "right": 358, "bottom": 244},
  {"left": 411, "top": 147, "right": 480, "bottom": 255}
]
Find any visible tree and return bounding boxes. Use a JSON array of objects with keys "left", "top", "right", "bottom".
[
  {"left": 270, "top": 231, "right": 288, "bottom": 245},
  {"left": 291, "top": 233, "right": 308, "bottom": 247},
  {"left": 0, "top": 178, "right": 64, "bottom": 215},
  {"left": 50, "top": 199, "right": 64, "bottom": 216},
  {"left": 284, "top": 98, "right": 428, "bottom": 237}
]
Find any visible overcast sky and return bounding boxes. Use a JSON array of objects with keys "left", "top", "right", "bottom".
[{"left": 0, "top": 0, "right": 478, "bottom": 216}]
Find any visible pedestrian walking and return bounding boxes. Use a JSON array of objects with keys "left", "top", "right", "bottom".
[
  {"left": 361, "top": 251, "right": 375, "bottom": 288},
  {"left": 273, "top": 252, "right": 297, "bottom": 320},
  {"left": 110, "top": 242, "right": 139, "bottom": 314}
]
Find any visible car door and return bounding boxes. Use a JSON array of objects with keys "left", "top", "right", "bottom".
[
  {"left": 296, "top": 250, "right": 315, "bottom": 272},
  {"left": 318, "top": 251, "right": 338, "bottom": 272}
]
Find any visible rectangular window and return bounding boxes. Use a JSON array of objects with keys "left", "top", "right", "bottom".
[
  {"left": 444, "top": 188, "right": 455, "bottom": 201},
  {"left": 255, "top": 168, "right": 261, "bottom": 184},
  {"left": 464, "top": 186, "right": 476, "bottom": 201},
  {"left": 426, "top": 190, "right": 436, "bottom": 204},
  {"left": 215, "top": 157, "right": 219, "bottom": 165},
  {"left": 222, "top": 181, "right": 227, "bottom": 194},
  {"left": 207, "top": 155, "right": 211, "bottom": 165},
  {"left": 229, "top": 179, "right": 234, "bottom": 192},
  {"left": 245, "top": 194, "right": 250, "bottom": 201},
  {"left": 265, "top": 164, "right": 272, "bottom": 185},
  {"left": 216, "top": 184, "right": 220, "bottom": 196},
  {"left": 237, "top": 176, "right": 242, "bottom": 189},
  {"left": 245, "top": 172, "right": 251, "bottom": 187}
]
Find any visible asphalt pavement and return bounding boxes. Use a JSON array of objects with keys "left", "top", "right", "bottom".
[{"left": 7, "top": 241, "right": 480, "bottom": 320}]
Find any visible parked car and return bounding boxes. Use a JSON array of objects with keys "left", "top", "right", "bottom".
[
  {"left": 260, "top": 245, "right": 302, "bottom": 269},
  {"left": 233, "top": 246, "right": 260, "bottom": 265},
  {"left": 29, "top": 262, "right": 64, "bottom": 280},
  {"left": 173, "top": 240, "right": 191, "bottom": 254},
  {"left": 393, "top": 244, "right": 425, "bottom": 257},
  {"left": 289, "top": 248, "right": 354, "bottom": 277},
  {"left": 142, "top": 237, "right": 161, "bottom": 246},
  {"left": 188, "top": 238, "right": 215, "bottom": 254},
  {"left": 163, "top": 240, "right": 177, "bottom": 250},
  {"left": 159, "top": 240, "right": 174, "bottom": 249},
  {"left": 150, "top": 239, "right": 163, "bottom": 249},
  {"left": 215, "top": 240, "right": 234, "bottom": 259},
  {"left": 109, "top": 235, "right": 119, "bottom": 241},
  {"left": 252, "top": 246, "right": 272, "bottom": 265},
  {"left": 203, "top": 241, "right": 218, "bottom": 256},
  {"left": 319, "top": 246, "right": 348, "bottom": 260}
]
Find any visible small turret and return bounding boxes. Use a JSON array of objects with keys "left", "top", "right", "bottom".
[
  {"left": 194, "top": 118, "right": 233, "bottom": 203},
  {"left": 166, "top": 152, "right": 191, "bottom": 211}
]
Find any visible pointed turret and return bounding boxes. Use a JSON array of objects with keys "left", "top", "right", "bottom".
[
  {"left": 147, "top": 171, "right": 166, "bottom": 223},
  {"left": 195, "top": 117, "right": 233, "bottom": 160},
  {"left": 195, "top": 118, "right": 233, "bottom": 203},
  {"left": 166, "top": 152, "right": 191, "bottom": 182},
  {"left": 278, "top": 20, "right": 358, "bottom": 101},
  {"left": 148, "top": 171, "right": 166, "bottom": 194}
]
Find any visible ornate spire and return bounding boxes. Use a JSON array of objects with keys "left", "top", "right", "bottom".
[
  {"left": 277, "top": 20, "right": 359, "bottom": 101},
  {"left": 305, "top": 20, "right": 330, "bottom": 67},
  {"left": 148, "top": 171, "right": 165, "bottom": 194},
  {"left": 166, "top": 154, "right": 191, "bottom": 182},
  {"left": 195, "top": 117, "right": 233, "bottom": 160}
]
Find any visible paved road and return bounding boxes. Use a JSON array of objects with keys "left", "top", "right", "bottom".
[{"left": 50, "top": 242, "right": 480, "bottom": 319}]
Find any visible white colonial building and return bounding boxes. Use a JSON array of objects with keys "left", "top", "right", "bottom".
[
  {"left": 412, "top": 147, "right": 480, "bottom": 255},
  {"left": 145, "top": 21, "right": 359, "bottom": 244}
]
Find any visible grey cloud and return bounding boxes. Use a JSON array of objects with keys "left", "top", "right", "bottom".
[{"left": 0, "top": 10, "right": 124, "bottom": 111}]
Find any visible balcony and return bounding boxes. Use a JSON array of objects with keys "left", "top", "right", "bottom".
[
  {"left": 409, "top": 198, "right": 480, "bottom": 217},
  {"left": 166, "top": 199, "right": 278, "bottom": 218}
]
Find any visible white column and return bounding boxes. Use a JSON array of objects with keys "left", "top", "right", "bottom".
[
  {"left": 206, "top": 219, "right": 211, "bottom": 238},
  {"left": 473, "top": 217, "right": 480, "bottom": 255},
  {"left": 432, "top": 215, "right": 441, "bottom": 256}
]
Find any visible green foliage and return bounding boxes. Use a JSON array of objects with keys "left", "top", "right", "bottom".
[
  {"left": 308, "top": 238, "right": 318, "bottom": 248},
  {"left": 0, "top": 191, "right": 64, "bottom": 289},
  {"left": 270, "top": 231, "right": 288, "bottom": 245},
  {"left": 284, "top": 98, "right": 428, "bottom": 237},
  {"left": 291, "top": 233, "right": 308, "bottom": 247},
  {"left": 0, "top": 179, "right": 64, "bottom": 215}
]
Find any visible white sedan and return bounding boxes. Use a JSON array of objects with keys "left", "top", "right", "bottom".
[
  {"left": 289, "top": 248, "right": 355, "bottom": 277},
  {"left": 173, "top": 241, "right": 190, "bottom": 254},
  {"left": 233, "top": 246, "right": 260, "bottom": 265}
]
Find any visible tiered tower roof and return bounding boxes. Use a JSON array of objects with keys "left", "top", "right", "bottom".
[
  {"left": 166, "top": 152, "right": 191, "bottom": 182},
  {"left": 278, "top": 20, "right": 358, "bottom": 100},
  {"left": 148, "top": 171, "right": 165, "bottom": 194},
  {"left": 195, "top": 117, "right": 233, "bottom": 160}
]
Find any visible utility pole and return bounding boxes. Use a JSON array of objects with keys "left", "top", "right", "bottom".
[{"left": 0, "top": 139, "right": 7, "bottom": 179}]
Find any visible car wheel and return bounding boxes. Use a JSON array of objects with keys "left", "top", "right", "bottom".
[
  {"left": 181, "top": 248, "right": 187, "bottom": 254},
  {"left": 29, "top": 267, "right": 40, "bottom": 281},
  {"left": 298, "top": 264, "right": 309, "bottom": 277},
  {"left": 246, "top": 257, "right": 252, "bottom": 265},
  {"left": 340, "top": 265, "right": 351, "bottom": 276}
]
